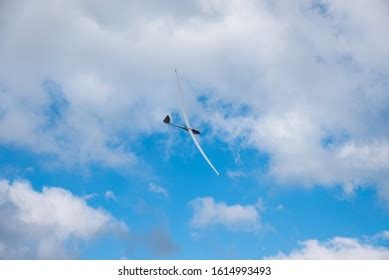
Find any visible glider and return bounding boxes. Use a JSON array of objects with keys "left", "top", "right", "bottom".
[{"left": 163, "top": 69, "right": 220, "bottom": 176}]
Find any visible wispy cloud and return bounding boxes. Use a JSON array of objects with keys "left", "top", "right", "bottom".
[
  {"left": 83, "top": 193, "right": 98, "bottom": 201},
  {"left": 275, "top": 204, "right": 285, "bottom": 211},
  {"left": 148, "top": 183, "right": 168, "bottom": 197},
  {"left": 105, "top": 190, "right": 118, "bottom": 201},
  {"left": 226, "top": 170, "right": 247, "bottom": 180}
]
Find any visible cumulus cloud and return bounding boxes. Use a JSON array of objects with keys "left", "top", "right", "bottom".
[
  {"left": 0, "top": 179, "right": 127, "bottom": 259},
  {"left": 268, "top": 234, "right": 389, "bottom": 259},
  {"left": 189, "top": 197, "right": 261, "bottom": 231},
  {"left": 0, "top": 0, "right": 388, "bottom": 198}
]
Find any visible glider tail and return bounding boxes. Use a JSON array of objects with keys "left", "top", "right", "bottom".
[{"left": 163, "top": 115, "right": 171, "bottom": 124}]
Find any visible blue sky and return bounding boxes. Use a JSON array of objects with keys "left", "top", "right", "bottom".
[{"left": 0, "top": 0, "right": 389, "bottom": 259}]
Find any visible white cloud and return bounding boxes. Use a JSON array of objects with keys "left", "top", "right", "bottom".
[
  {"left": 0, "top": 0, "right": 388, "bottom": 198},
  {"left": 0, "top": 179, "right": 127, "bottom": 259},
  {"left": 382, "top": 231, "right": 389, "bottom": 240},
  {"left": 226, "top": 170, "right": 247, "bottom": 180},
  {"left": 248, "top": 111, "right": 389, "bottom": 196},
  {"left": 104, "top": 190, "right": 118, "bottom": 201},
  {"left": 275, "top": 204, "right": 285, "bottom": 211},
  {"left": 189, "top": 197, "right": 261, "bottom": 231},
  {"left": 254, "top": 197, "right": 265, "bottom": 212},
  {"left": 148, "top": 183, "right": 168, "bottom": 197},
  {"left": 268, "top": 234, "right": 389, "bottom": 260},
  {"left": 82, "top": 193, "right": 98, "bottom": 201},
  {"left": 373, "top": 231, "right": 389, "bottom": 241}
]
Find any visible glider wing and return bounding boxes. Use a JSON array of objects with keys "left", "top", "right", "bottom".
[{"left": 175, "top": 69, "right": 220, "bottom": 176}]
